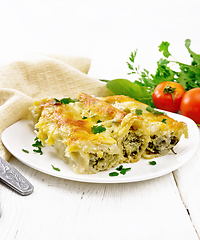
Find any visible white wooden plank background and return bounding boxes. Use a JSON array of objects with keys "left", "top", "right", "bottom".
[
  {"left": 0, "top": 1, "right": 200, "bottom": 239},
  {"left": 173, "top": 128, "right": 200, "bottom": 237},
  {"left": 0, "top": 153, "right": 199, "bottom": 240}
]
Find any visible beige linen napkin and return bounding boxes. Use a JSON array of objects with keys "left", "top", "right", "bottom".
[{"left": 0, "top": 54, "right": 111, "bottom": 161}]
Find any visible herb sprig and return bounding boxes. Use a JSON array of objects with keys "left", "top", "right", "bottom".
[{"left": 101, "top": 39, "right": 200, "bottom": 107}]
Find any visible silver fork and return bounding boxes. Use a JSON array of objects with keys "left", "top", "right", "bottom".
[{"left": 0, "top": 157, "right": 34, "bottom": 196}]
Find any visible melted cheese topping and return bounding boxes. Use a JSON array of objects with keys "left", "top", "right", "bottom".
[
  {"left": 30, "top": 98, "right": 122, "bottom": 174},
  {"left": 29, "top": 93, "right": 188, "bottom": 173},
  {"left": 78, "top": 93, "right": 127, "bottom": 123},
  {"left": 78, "top": 93, "right": 150, "bottom": 163},
  {"left": 102, "top": 95, "right": 188, "bottom": 159}
]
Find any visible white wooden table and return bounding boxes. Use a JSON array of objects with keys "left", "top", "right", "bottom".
[
  {"left": 1, "top": 1, "right": 200, "bottom": 239},
  {"left": 0, "top": 131, "right": 200, "bottom": 240}
]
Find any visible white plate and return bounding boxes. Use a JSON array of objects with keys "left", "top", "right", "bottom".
[{"left": 1, "top": 113, "right": 199, "bottom": 183}]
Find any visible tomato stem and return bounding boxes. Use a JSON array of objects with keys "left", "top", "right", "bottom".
[{"left": 163, "top": 85, "right": 176, "bottom": 105}]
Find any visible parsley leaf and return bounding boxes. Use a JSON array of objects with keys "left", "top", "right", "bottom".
[
  {"left": 32, "top": 137, "right": 43, "bottom": 155},
  {"left": 135, "top": 109, "right": 143, "bottom": 115},
  {"left": 54, "top": 98, "right": 60, "bottom": 103},
  {"left": 149, "top": 161, "right": 156, "bottom": 165},
  {"left": 54, "top": 98, "right": 78, "bottom": 105},
  {"left": 158, "top": 41, "right": 171, "bottom": 58},
  {"left": 161, "top": 118, "right": 167, "bottom": 124},
  {"left": 51, "top": 165, "right": 61, "bottom": 171},
  {"left": 60, "top": 98, "right": 78, "bottom": 104},
  {"left": 109, "top": 172, "right": 119, "bottom": 177},
  {"left": 109, "top": 165, "right": 131, "bottom": 177},
  {"left": 22, "top": 149, "right": 29, "bottom": 153},
  {"left": 146, "top": 106, "right": 165, "bottom": 115},
  {"left": 32, "top": 139, "right": 43, "bottom": 148},
  {"left": 91, "top": 125, "right": 106, "bottom": 134},
  {"left": 33, "top": 147, "right": 43, "bottom": 155},
  {"left": 116, "top": 165, "right": 123, "bottom": 171},
  {"left": 120, "top": 167, "right": 131, "bottom": 175}
]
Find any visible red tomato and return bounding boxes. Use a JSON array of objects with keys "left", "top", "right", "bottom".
[
  {"left": 180, "top": 88, "right": 200, "bottom": 124},
  {"left": 152, "top": 81, "right": 185, "bottom": 112}
]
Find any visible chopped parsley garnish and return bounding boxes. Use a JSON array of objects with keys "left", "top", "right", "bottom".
[
  {"left": 120, "top": 167, "right": 131, "bottom": 175},
  {"left": 116, "top": 165, "right": 123, "bottom": 171},
  {"left": 97, "top": 120, "right": 102, "bottom": 123},
  {"left": 135, "top": 109, "right": 143, "bottom": 115},
  {"left": 146, "top": 106, "right": 165, "bottom": 115},
  {"left": 161, "top": 118, "right": 167, "bottom": 124},
  {"left": 54, "top": 98, "right": 61, "bottom": 104},
  {"left": 32, "top": 137, "right": 43, "bottom": 148},
  {"left": 51, "top": 165, "right": 60, "bottom": 171},
  {"left": 22, "top": 149, "right": 29, "bottom": 153},
  {"left": 32, "top": 137, "right": 43, "bottom": 155},
  {"left": 82, "top": 116, "right": 88, "bottom": 119},
  {"left": 61, "top": 98, "right": 78, "bottom": 104},
  {"left": 33, "top": 147, "right": 43, "bottom": 155},
  {"left": 109, "top": 172, "right": 119, "bottom": 177},
  {"left": 109, "top": 165, "right": 131, "bottom": 177},
  {"left": 149, "top": 161, "right": 157, "bottom": 165},
  {"left": 91, "top": 125, "right": 106, "bottom": 134},
  {"left": 54, "top": 98, "right": 78, "bottom": 105}
]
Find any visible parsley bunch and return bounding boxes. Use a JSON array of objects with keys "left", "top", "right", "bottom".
[{"left": 101, "top": 39, "right": 200, "bottom": 107}]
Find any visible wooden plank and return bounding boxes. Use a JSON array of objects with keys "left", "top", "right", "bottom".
[
  {"left": 0, "top": 157, "right": 198, "bottom": 240},
  {"left": 173, "top": 128, "right": 200, "bottom": 238}
]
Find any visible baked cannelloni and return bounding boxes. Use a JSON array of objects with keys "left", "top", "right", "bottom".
[
  {"left": 29, "top": 93, "right": 188, "bottom": 174},
  {"left": 77, "top": 93, "right": 150, "bottom": 163},
  {"left": 101, "top": 95, "right": 188, "bottom": 159},
  {"left": 29, "top": 98, "right": 121, "bottom": 174}
]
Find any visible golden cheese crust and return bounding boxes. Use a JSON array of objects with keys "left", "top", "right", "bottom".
[
  {"left": 102, "top": 95, "right": 187, "bottom": 133},
  {"left": 78, "top": 93, "right": 150, "bottom": 163},
  {"left": 78, "top": 93, "right": 127, "bottom": 122},
  {"left": 29, "top": 98, "right": 121, "bottom": 174},
  {"left": 29, "top": 93, "right": 188, "bottom": 174},
  {"left": 102, "top": 95, "right": 188, "bottom": 159}
]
